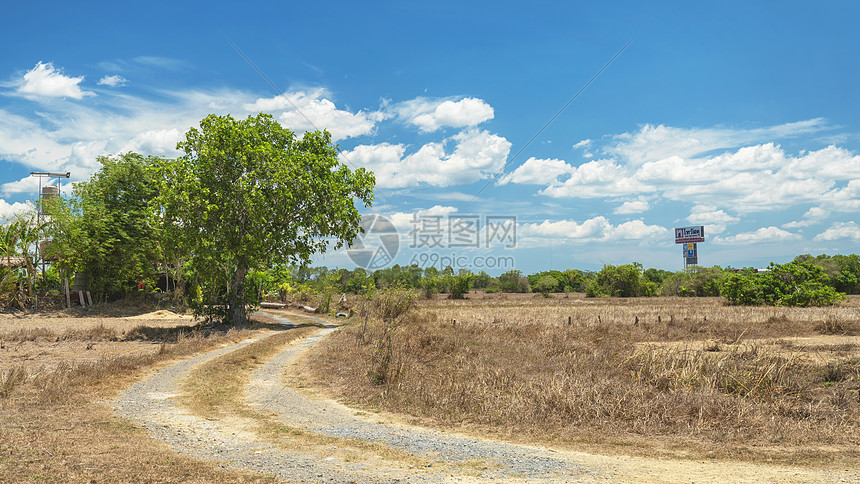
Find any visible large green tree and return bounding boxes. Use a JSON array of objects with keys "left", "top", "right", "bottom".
[{"left": 163, "top": 113, "right": 374, "bottom": 323}]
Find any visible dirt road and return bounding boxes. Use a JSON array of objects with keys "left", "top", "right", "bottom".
[{"left": 113, "top": 314, "right": 860, "bottom": 483}]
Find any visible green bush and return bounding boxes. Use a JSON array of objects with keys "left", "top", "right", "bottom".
[{"left": 722, "top": 261, "right": 846, "bottom": 306}]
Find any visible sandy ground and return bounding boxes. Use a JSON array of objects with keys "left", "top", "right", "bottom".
[
  {"left": 0, "top": 309, "right": 197, "bottom": 334},
  {"left": 0, "top": 309, "right": 197, "bottom": 370}
]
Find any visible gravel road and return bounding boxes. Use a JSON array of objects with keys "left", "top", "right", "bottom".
[{"left": 113, "top": 313, "right": 860, "bottom": 483}]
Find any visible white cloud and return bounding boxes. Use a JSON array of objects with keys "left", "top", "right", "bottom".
[
  {"left": 607, "top": 119, "right": 829, "bottom": 166},
  {"left": 119, "top": 128, "right": 183, "bottom": 156},
  {"left": 342, "top": 129, "right": 511, "bottom": 188},
  {"left": 614, "top": 198, "right": 650, "bottom": 214},
  {"left": 519, "top": 216, "right": 666, "bottom": 246},
  {"left": 389, "top": 97, "right": 494, "bottom": 132},
  {"left": 804, "top": 207, "right": 830, "bottom": 219},
  {"left": 782, "top": 206, "right": 830, "bottom": 229},
  {"left": 13, "top": 62, "right": 94, "bottom": 100},
  {"left": 0, "top": 199, "right": 34, "bottom": 221},
  {"left": 814, "top": 222, "right": 860, "bottom": 241},
  {"left": 497, "top": 157, "right": 571, "bottom": 185},
  {"left": 713, "top": 226, "right": 801, "bottom": 245},
  {"left": 244, "top": 89, "right": 380, "bottom": 140},
  {"left": 1, "top": 177, "right": 41, "bottom": 198},
  {"left": 539, "top": 159, "right": 652, "bottom": 198},
  {"left": 511, "top": 134, "right": 858, "bottom": 214},
  {"left": 388, "top": 205, "right": 459, "bottom": 230},
  {"left": 688, "top": 204, "right": 739, "bottom": 224},
  {"left": 98, "top": 75, "right": 128, "bottom": 87}
]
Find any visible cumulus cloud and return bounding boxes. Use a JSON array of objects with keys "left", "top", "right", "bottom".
[
  {"left": 0, "top": 199, "right": 34, "bottom": 222},
  {"left": 814, "top": 221, "right": 860, "bottom": 241},
  {"left": 713, "top": 226, "right": 801, "bottom": 245},
  {"left": 388, "top": 205, "right": 459, "bottom": 230},
  {"left": 13, "top": 62, "right": 94, "bottom": 100},
  {"left": 782, "top": 206, "right": 831, "bottom": 229},
  {"left": 614, "top": 198, "right": 650, "bottom": 214},
  {"left": 539, "top": 159, "right": 652, "bottom": 198},
  {"left": 497, "top": 157, "right": 571, "bottom": 185},
  {"left": 509, "top": 131, "right": 860, "bottom": 215},
  {"left": 607, "top": 119, "right": 829, "bottom": 166},
  {"left": 97, "top": 75, "right": 128, "bottom": 87},
  {"left": 119, "top": 128, "right": 183, "bottom": 156},
  {"left": 244, "top": 89, "right": 380, "bottom": 140},
  {"left": 341, "top": 129, "right": 511, "bottom": 188},
  {"left": 519, "top": 216, "right": 666, "bottom": 246},
  {"left": 389, "top": 97, "right": 494, "bottom": 132}
]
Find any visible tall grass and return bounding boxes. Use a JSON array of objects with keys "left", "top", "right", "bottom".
[{"left": 308, "top": 298, "right": 860, "bottom": 462}]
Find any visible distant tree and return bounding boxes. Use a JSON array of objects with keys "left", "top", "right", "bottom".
[
  {"left": 587, "top": 263, "right": 649, "bottom": 297},
  {"left": 499, "top": 270, "right": 530, "bottom": 293},
  {"left": 535, "top": 275, "right": 559, "bottom": 297},
  {"left": 722, "top": 261, "right": 846, "bottom": 306},
  {"left": 161, "top": 113, "right": 374, "bottom": 324}
]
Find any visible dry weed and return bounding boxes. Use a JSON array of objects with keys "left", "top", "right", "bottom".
[{"left": 307, "top": 297, "right": 860, "bottom": 464}]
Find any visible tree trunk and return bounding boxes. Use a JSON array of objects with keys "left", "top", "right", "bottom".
[{"left": 227, "top": 262, "right": 249, "bottom": 324}]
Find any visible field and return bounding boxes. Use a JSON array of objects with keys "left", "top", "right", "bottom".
[
  {"left": 306, "top": 293, "right": 860, "bottom": 466},
  {"left": 0, "top": 305, "right": 278, "bottom": 482},
  {"left": 2, "top": 295, "right": 858, "bottom": 481}
]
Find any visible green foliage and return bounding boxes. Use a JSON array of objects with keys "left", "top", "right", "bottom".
[
  {"left": 660, "top": 266, "right": 727, "bottom": 297},
  {"left": 586, "top": 263, "right": 654, "bottom": 297},
  {"left": 420, "top": 276, "right": 439, "bottom": 299},
  {"left": 44, "top": 153, "right": 163, "bottom": 301},
  {"left": 446, "top": 273, "right": 471, "bottom": 299},
  {"left": 722, "top": 261, "right": 847, "bottom": 306},
  {"left": 498, "top": 270, "right": 530, "bottom": 293},
  {"left": 795, "top": 253, "right": 860, "bottom": 294},
  {"left": 161, "top": 113, "right": 374, "bottom": 323},
  {"left": 534, "top": 275, "right": 559, "bottom": 296},
  {"left": 527, "top": 269, "right": 583, "bottom": 293}
]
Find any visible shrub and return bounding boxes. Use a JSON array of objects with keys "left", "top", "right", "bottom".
[{"left": 722, "top": 261, "right": 847, "bottom": 306}]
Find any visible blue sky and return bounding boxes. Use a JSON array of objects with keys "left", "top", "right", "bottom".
[{"left": 2, "top": 1, "right": 859, "bottom": 274}]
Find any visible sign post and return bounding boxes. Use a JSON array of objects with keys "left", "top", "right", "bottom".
[{"left": 674, "top": 226, "right": 704, "bottom": 271}]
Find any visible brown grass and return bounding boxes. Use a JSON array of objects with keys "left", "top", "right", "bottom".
[
  {"left": 179, "top": 313, "right": 433, "bottom": 469},
  {"left": 306, "top": 295, "right": 860, "bottom": 466},
  {"left": 0, "top": 316, "right": 281, "bottom": 483}
]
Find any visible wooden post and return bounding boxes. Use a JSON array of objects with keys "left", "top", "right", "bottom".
[
  {"left": 64, "top": 277, "right": 71, "bottom": 309},
  {"left": 86, "top": 291, "right": 93, "bottom": 306},
  {"left": 78, "top": 291, "right": 86, "bottom": 307}
]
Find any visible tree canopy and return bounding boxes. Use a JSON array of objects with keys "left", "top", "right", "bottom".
[{"left": 162, "top": 113, "right": 375, "bottom": 323}]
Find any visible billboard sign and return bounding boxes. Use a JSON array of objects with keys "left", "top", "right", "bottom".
[
  {"left": 675, "top": 226, "right": 705, "bottom": 244},
  {"left": 684, "top": 242, "right": 697, "bottom": 264}
]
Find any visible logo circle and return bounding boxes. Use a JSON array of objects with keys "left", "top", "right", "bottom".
[{"left": 347, "top": 215, "right": 399, "bottom": 270}]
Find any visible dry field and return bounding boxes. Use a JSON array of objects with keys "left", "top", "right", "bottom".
[
  {"left": 0, "top": 306, "right": 280, "bottom": 482},
  {"left": 306, "top": 293, "right": 860, "bottom": 467}
]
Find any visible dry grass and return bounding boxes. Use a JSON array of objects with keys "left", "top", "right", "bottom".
[
  {"left": 179, "top": 312, "right": 433, "bottom": 469},
  {"left": 0, "top": 315, "right": 280, "bottom": 483},
  {"left": 306, "top": 295, "right": 860, "bottom": 466}
]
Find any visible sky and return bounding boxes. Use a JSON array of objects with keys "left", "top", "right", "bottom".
[{"left": 2, "top": 1, "right": 860, "bottom": 274}]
